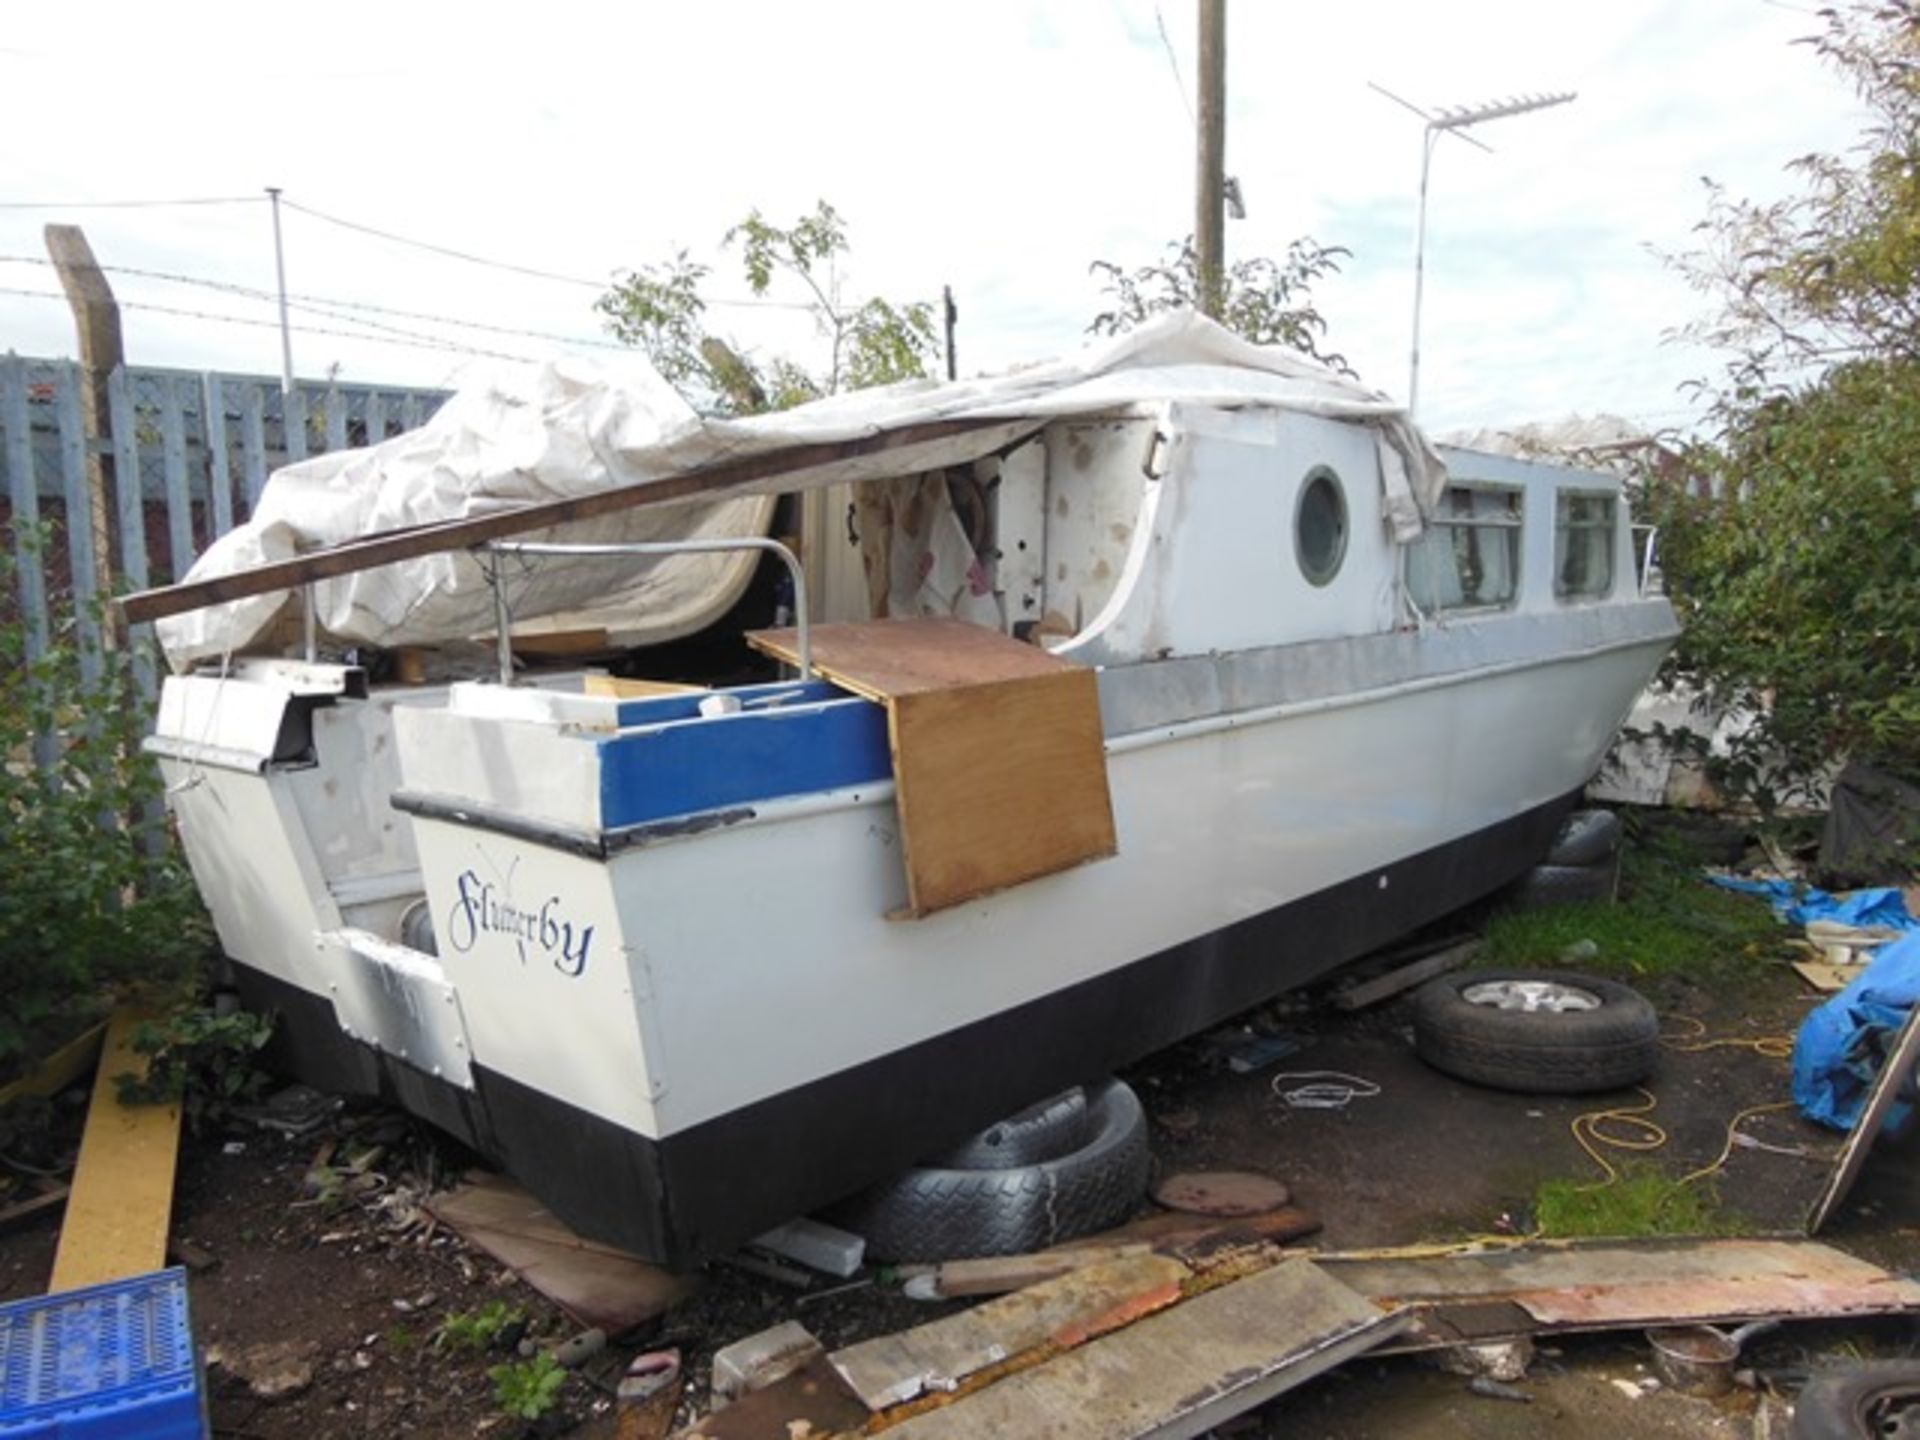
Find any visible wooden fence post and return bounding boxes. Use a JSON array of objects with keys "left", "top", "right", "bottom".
[{"left": 43, "top": 225, "right": 120, "bottom": 618}]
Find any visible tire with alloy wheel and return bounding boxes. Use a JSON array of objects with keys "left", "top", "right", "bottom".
[
  {"left": 1547, "top": 809, "right": 1623, "bottom": 868},
  {"left": 831, "top": 1078, "right": 1149, "bottom": 1263},
  {"left": 1412, "top": 969, "right": 1659, "bottom": 1094},
  {"left": 1791, "top": 1362, "right": 1920, "bottom": 1440}
]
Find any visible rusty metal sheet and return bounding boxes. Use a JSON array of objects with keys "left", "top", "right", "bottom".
[
  {"left": 882, "top": 1259, "right": 1408, "bottom": 1440},
  {"left": 1514, "top": 1275, "right": 1920, "bottom": 1327},
  {"left": 831, "top": 1253, "right": 1188, "bottom": 1410}
]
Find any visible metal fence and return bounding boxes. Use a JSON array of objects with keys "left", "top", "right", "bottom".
[{"left": 2, "top": 354, "right": 448, "bottom": 709}]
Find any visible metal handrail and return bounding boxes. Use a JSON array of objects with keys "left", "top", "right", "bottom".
[{"left": 478, "top": 538, "right": 810, "bottom": 685}]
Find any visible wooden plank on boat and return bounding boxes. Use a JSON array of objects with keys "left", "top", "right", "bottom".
[
  {"left": 749, "top": 618, "right": 1117, "bottom": 916},
  {"left": 880, "top": 1259, "right": 1407, "bottom": 1440},
  {"left": 832, "top": 1253, "right": 1188, "bottom": 1410},
  {"left": 48, "top": 1009, "right": 181, "bottom": 1293},
  {"left": 749, "top": 617, "right": 1069, "bottom": 700},
  {"left": 426, "top": 1171, "right": 698, "bottom": 1334},
  {"left": 889, "top": 671, "right": 1115, "bottom": 914},
  {"left": 582, "top": 674, "right": 709, "bottom": 699}
]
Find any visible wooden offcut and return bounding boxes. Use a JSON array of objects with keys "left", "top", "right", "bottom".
[
  {"left": 426, "top": 1171, "right": 697, "bottom": 1333},
  {"left": 48, "top": 1009, "right": 181, "bottom": 1293},
  {"left": 749, "top": 619, "right": 1117, "bottom": 916}
]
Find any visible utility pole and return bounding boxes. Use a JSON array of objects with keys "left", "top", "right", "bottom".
[
  {"left": 1194, "top": 0, "right": 1226, "bottom": 318},
  {"left": 942, "top": 284, "right": 957, "bottom": 381},
  {"left": 44, "top": 223, "right": 119, "bottom": 610},
  {"left": 266, "top": 186, "right": 295, "bottom": 394}
]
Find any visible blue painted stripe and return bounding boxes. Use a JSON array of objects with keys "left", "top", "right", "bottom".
[{"left": 597, "top": 695, "right": 891, "bottom": 828}]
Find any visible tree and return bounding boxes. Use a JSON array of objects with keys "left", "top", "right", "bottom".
[
  {"left": 597, "top": 202, "right": 937, "bottom": 414},
  {"left": 1649, "top": 2, "right": 1920, "bottom": 803},
  {"left": 1087, "top": 235, "right": 1354, "bottom": 375}
]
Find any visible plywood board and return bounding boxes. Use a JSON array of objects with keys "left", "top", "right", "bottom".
[
  {"left": 427, "top": 1172, "right": 697, "bottom": 1333},
  {"left": 1793, "top": 960, "right": 1864, "bottom": 993},
  {"left": 889, "top": 671, "right": 1115, "bottom": 914},
  {"left": 884, "top": 1260, "right": 1407, "bottom": 1440},
  {"left": 749, "top": 618, "right": 1116, "bottom": 916},
  {"left": 48, "top": 1009, "right": 181, "bottom": 1293},
  {"left": 748, "top": 617, "right": 1069, "bottom": 700},
  {"left": 1807, "top": 1004, "right": 1920, "bottom": 1234},
  {"left": 833, "top": 1254, "right": 1187, "bottom": 1409}
]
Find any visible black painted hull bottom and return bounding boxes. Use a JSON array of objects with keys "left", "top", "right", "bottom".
[{"left": 235, "top": 791, "right": 1574, "bottom": 1269}]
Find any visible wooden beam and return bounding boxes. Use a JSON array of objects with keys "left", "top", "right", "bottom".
[
  {"left": 118, "top": 415, "right": 1020, "bottom": 626},
  {"left": 44, "top": 224, "right": 120, "bottom": 607}
]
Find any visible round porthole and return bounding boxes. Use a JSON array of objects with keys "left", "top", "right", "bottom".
[{"left": 1294, "top": 465, "right": 1348, "bottom": 586}]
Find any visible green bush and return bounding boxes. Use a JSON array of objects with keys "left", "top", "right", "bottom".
[{"left": 0, "top": 543, "right": 213, "bottom": 1074}]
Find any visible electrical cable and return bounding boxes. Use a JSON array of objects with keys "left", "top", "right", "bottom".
[
  {"left": 0, "top": 195, "right": 265, "bottom": 210},
  {"left": 0, "top": 286, "right": 532, "bottom": 361}
]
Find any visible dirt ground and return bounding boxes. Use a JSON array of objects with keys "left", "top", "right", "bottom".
[{"left": 4, "top": 879, "right": 1919, "bottom": 1438}]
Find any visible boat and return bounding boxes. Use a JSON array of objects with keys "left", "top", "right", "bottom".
[{"left": 136, "top": 315, "right": 1677, "bottom": 1267}]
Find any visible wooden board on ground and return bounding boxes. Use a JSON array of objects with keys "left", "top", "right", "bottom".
[
  {"left": 1793, "top": 959, "right": 1865, "bottom": 994},
  {"left": 1806, "top": 1004, "right": 1920, "bottom": 1235},
  {"left": 1332, "top": 940, "right": 1480, "bottom": 1011},
  {"left": 427, "top": 1171, "right": 697, "bottom": 1334},
  {"left": 1322, "top": 1237, "right": 1920, "bottom": 1344},
  {"left": 0, "top": 1022, "right": 106, "bottom": 1110},
  {"left": 833, "top": 1253, "right": 1188, "bottom": 1410},
  {"left": 882, "top": 1259, "right": 1408, "bottom": 1440},
  {"left": 48, "top": 1009, "right": 181, "bottom": 1293},
  {"left": 750, "top": 619, "right": 1117, "bottom": 916}
]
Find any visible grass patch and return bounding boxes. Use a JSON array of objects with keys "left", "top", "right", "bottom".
[
  {"left": 1478, "top": 814, "right": 1784, "bottom": 983},
  {"left": 1532, "top": 1165, "right": 1751, "bottom": 1239}
]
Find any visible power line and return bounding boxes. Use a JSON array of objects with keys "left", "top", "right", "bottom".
[
  {"left": 1152, "top": 4, "right": 1195, "bottom": 125},
  {"left": 0, "top": 285, "right": 533, "bottom": 361},
  {"left": 0, "top": 195, "right": 265, "bottom": 211},
  {"left": 0, "top": 253, "right": 629, "bottom": 353},
  {"left": 276, "top": 196, "right": 812, "bottom": 309}
]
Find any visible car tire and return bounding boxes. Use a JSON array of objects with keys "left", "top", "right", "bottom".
[
  {"left": 1791, "top": 1362, "right": 1920, "bottom": 1439},
  {"left": 1547, "top": 809, "right": 1622, "bottom": 868},
  {"left": 1413, "top": 969, "right": 1660, "bottom": 1094},
  {"left": 1511, "top": 860, "right": 1616, "bottom": 910},
  {"left": 831, "top": 1078, "right": 1150, "bottom": 1262},
  {"left": 926, "top": 1086, "right": 1092, "bottom": 1170}
]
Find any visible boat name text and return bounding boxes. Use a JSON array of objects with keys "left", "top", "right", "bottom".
[{"left": 447, "top": 869, "right": 592, "bottom": 978}]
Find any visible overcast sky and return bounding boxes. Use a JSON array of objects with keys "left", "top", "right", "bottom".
[{"left": 0, "top": 1, "right": 1866, "bottom": 435}]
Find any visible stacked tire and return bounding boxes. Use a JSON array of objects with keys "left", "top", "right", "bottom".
[
  {"left": 831, "top": 1079, "right": 1151, "bottom": 1263},
  {"left": 1510, "top": 808, "right": 1622, "bottom": 909}
]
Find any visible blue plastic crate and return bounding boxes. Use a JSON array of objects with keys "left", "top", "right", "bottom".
[{"left": 0, "top": 1268, "right": 206, "bottom": 1439}]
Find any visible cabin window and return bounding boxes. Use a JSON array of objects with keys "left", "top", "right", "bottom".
[
  {"left": 1294, "top": 466, "right": 1348, "bottom": 587},
  {"left": 1555, "top": 491, "right": 1617, "bottom": 599},
  {"left": 1406, "top": 485, "right": 1522, "bottom": 613}
]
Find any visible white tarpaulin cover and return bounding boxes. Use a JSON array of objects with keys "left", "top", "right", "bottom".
[{"left": 158, "top": 312, "right": 1445, "bottom": 669}]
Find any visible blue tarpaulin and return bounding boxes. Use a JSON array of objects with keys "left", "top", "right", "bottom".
[
  {"left": 1707, "top": 877, "right": 1918, "bottom": 931},
  {"left": 1791, "top": 930, "right": 1920, "bottom": 1132}
]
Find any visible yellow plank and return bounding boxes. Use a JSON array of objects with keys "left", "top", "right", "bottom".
[
  {"left": 0, "top": 1021, "right": 106, "bottom": 1110},
  {"left": 48, "top": 1008, "right": 181, "bottom": 1293}
]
